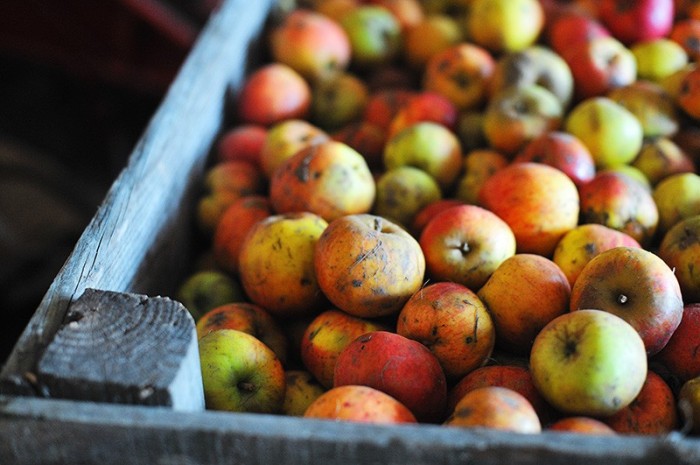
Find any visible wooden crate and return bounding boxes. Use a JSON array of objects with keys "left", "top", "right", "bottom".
[{"left": 3, "top": 1, "right": 700, "bottom": 463}]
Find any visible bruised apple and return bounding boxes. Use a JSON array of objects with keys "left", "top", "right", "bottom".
[
  {"left": 334, "top": 330, "right": 448, "bottom": 423},
  {"left": 396, "top": 282, "right": 495, "bottom": 380},
  {"left": 373, "top": 166, "right": 442, "bottom": 229},
  {"left": 269, "top": 140, "right": 376, "bottom": 222},
  {"left": 478, "top": 162, "right": 579, "bottom": 257},
  {"left": 477, "top": 254, "right": 571, "bottom": 354},
  {"left": 303, "top": 385, "right": 417, "bottom": 424},
  {"left": 444, "top": 386, "right": 541, "bottom": 433},
  {"left": 300, "top": 309, "right": 385, "bottom": 388},
  {"left": 259, "top": 119, "right": 329, "bottom": 180},
  {"left": 282, "top": 370, "right": 327, "bottom": 417},
  {"left": 454, "top": 149, "right": 509, "bottom": 205},
  {"left": 418, "top": 204, "right": 516, "bottom": 291},
  {"left": 314, "top": 214, "right": 426, "bottom": 318},
  {"left": 658, "top": 215, "right": 700, "bottom": 304},
  {"left": 238, "top": 212, "right": 329, "bottom": 318},
  {"left": 570, "top": 246, "right": 684, "bottom": 356}
]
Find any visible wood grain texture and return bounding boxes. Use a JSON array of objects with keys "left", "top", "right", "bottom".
[
  {"left": 35, "top": 288, "right": 203, "bottom": 411},
  {"left": 0, "top": 0, "right": 276, "bottom": 395},
  {"left": 1, "top": 395, "right": 700, "bottom": 465}
]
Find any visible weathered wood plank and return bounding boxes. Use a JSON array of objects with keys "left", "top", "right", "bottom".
[
  {"left": 34, "top": 288, "right": 203, "bottom": 411},
  {"left": 0, "top": 0, "right": 277, "bottom": 395},
  {"left": 1, "top": 395, "right": 700, "bottom": 465}
]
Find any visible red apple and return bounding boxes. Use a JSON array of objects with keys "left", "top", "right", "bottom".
[
  {"left": 655, "top": 303, "right": 700, "bottom": 384},
  {"left": 599, "top": 0, "right": 675, "bottom": 46},
  {"left": 334, "top": 330, "right": 448, "bottom": 423},
  {"left": 304, "top": 385, "right": 417, "bottom": 424},
  {"left": 546, "top": 12, "right": 611, "bottom": 55},
  {"left": 570, "top": 246, "right": 684, "bottom": 356}
]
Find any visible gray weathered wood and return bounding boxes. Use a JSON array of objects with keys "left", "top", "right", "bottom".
[
  {"left": 1, "top": 395, "right": 700, "bottom": 465},
  {"left": 34, "top": 288, "right": 203, "bottom": 411},
  {"left": 0, "top": 0, "right": 276, "bottom": 395}
]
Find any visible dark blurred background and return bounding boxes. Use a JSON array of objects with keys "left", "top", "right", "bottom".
[{"left": 0, "top": 0, "right": 220, "bottom": 362}]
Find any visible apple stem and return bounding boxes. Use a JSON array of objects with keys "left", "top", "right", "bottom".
[
  {"left": 617, "top": 294, "right": 628, "bottom": 305},
  {"left": 238, "top": 381, "right": 256, "bottom": 393}
]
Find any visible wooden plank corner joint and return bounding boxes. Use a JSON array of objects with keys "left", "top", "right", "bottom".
[{"left": 31, "top": 288, "right": 204, "bottom": 412}]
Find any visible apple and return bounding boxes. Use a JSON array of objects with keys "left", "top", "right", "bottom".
[
  {"left": 552, "top": 223, "right": 641, "bottom": 288},
  {"left": 631, "top": 137, "right": 695, "bottom": 186},
  {"left": 213, "top": 195, "right": 274, "bottom": 275},
  {"left": 669, "top": 18, "right": 700, "bottom": 63},
  {"left": 303, "top": 385, "right": 417, "bottom": 424},
  {"left": 383, "top": 121, "right": 463, "bottom": 191},
  {"left": 269, "top": 140, "right": 376, "bottom": 222},
  {"left": 478, "top": 162, "right": 580, "bottom": 257},
  {"left": 368, "top": 0, "right": 425, "bottom": 30},
  {"left": 198, "top": 329, "right": 286, "bottom": 413},
  {"left": 259, "top": 119, "right": 329, "bottom": 180},
  {"left": 607, "top": 80, "right": 680, "bottom": 139},
  {"left": 513, "top": 130, "right": 596, "bottom": 188},
  {"left": 578, "top": 171, "right": 659, "bottom": 246},
  {"left": 396, "top": 281, "right": 496, "bottom": 380},
  {"left": 546, "top": 12, "right": 611, "bottom": 55},
  {"left": 455, "top": 111, "right": 488, "bottom": 153},
  {"left": 310, "top": 72, "right": 369, "bottom": 131},
  {"left": 655, "top": 304, "right": 700, "bottom": 384},
  {"left": 482, "top": 84, "right": 563, "bottom": 155},
  {"left": 446, "top": 364, "right": 556, "bottom": 424},
  {"left": 410, "top": 198, "right": 464, "bottom": 238},
  {"left": 373, "top": 166, "right": 442, "bottom": 229},
  {"left": 652, "top": 172, "right": 700, "bottom": 237},
  {"left": 196, "top": 160, "right": 266, "bottom": 234},
  {"left": 598, "top": 164, "right": 652, "bottom": 192},
  {"left": 300, "top": 309, "right": 385, "bottom": 388},
  {"left": 678, "top": 376, "right": 700, "bottom": 434},
  {"left": 562, "top": 36, "right": 637, "bottom": 100},
  {"left": 334, "top": 330, "right": 448, "bottom": 423},
  {"left": 477, "top": 254, "right": 571, "bottom": 355},
  {"left": 658, "top": 215, "right": 700, "bottom": 304},
  {"left": 418, "top": 204, "right": 516, "bottom": 291},
  {"left": 387, "top": 91, "right": 458, "bottom": 137},
  {"left": 176, "top": 270, "right": 245, "bottom": 321},
  {"left": 564, "top": 96, "right": 644, "bottom": 169},
  {"left": 444, "top": 386, "right": 542, "bottom": 433},
  {"left": 467, "top": 0, "right": 545, "bottom": 54},
  {"left": 548, "top": 417, "right": 616, "bottom": 435},
  {"left": 282, "top": 369, "right": 327, "bottom": 417},
  {"left": 216, "top": 124, "right": 267, "bottom": 168},
  {"left": 402, "top": 13, "right": 463, "bottom": 70},
  {"left": 314, "top": 214, "right": 425, "bottom": 318},
  {"left": 340, "top": 5, "right": 403, "bottom": 69},
  {"left": 529, "top": 309, "right": 648, "bottom": 417},
  {"left": 598, "top": 0, "right": 675, "bottom": 45},
  {"left": 675, "top": 65, "right": 700, "bottom": 120},
  {"left": 195, "top": 302, "right": 288, "bottom": 364},
  {"left": 453, "top": 149, "right": 509, "bottom": 205},
  {"left": 362, "top": 88, "right": 416, "bottom": 131},
  {"left": 631, "top": 38, "right": 689, "bottom": 83},
  {"left": 489, "top": 45, "right": 574, "bottom": 108},
  {"left": 423, "top": 42, "right": 496, "bottom": 111},
  {"left": 237, "top": 63, "right": 312, "bottom": 126},
  {"left": 331, "top": 120, "right": 387, "bottom": 171},
  {"left": 313, "top": 0, "right": 360, "bottom": 22},
  {"left": 603, "top": 370, "right": 679, "bottom": 435},
  {"left": 238, "top": 212, "right": 329, "bottom": 318},
  {"left": 269, "top": 8, "right": 351, "bottom": 83},
  {"left": 570, "top": 246, "right": 684, "bottom": 356}
]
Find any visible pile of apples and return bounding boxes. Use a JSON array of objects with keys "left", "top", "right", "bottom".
[{"left": 176, "top": 0, "right": 700, "bottom": 436}]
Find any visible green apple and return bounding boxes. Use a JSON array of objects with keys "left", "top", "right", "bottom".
[
  {"left": 658, "top": 215, "right": 700, "bottom": 304},
  {"left": 530, "top": 309, "right": 647, "bottom": 417},
  {"left": 652, "top": 172, "right": 700, "bottom": 236},
  {"left": 281, "top": 369, "right": 326, "bottom": 417},
  {"left": 565, "top": 96, "right": 644, "bottom": 169},
  {"left": 631, "top": 38, "right": 689, "bottom": 83},
  {"left": 311, "top": 72, "right": 369, "bottom": 131},
  {"left": 607, "top": 81, "right": 680, "bottom": 139},
  {"left": 176, "top": 270, "right": 245, "bottom": 321},
  {"left": 454, "top": 149, "right": 508, "bottom": 205},
  {"left": 383, "top": 121, "right": 463, "bottom": 191},
  {"left": 198, "top": 329, "right": 286, "bottom": 413},
  {"left": 467, "top": 0, "right": 545, "bottom": 54},
  {"left": 631, "top": 137, "right": 695, "bottom": 186},
  {"left": 373, "top": 166, "right": 443, "bottom": 229},
  {"left": 340, "top": 5, "right": 402, "bottom": 69}
]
